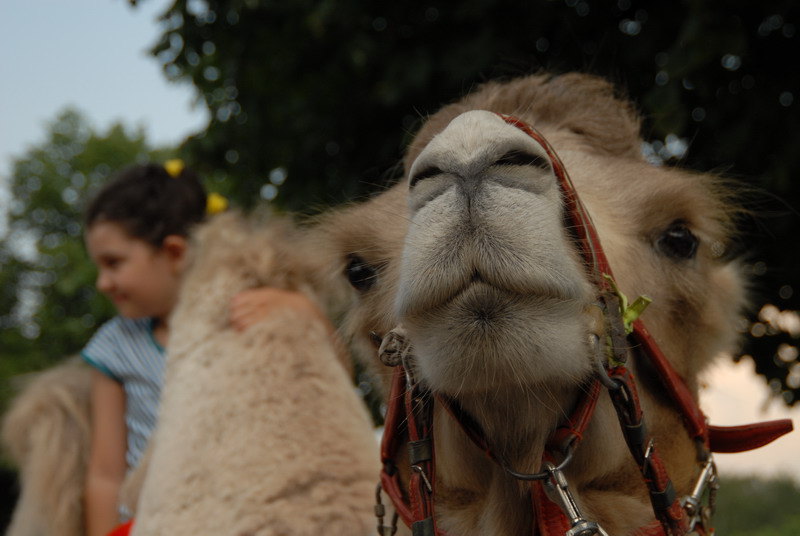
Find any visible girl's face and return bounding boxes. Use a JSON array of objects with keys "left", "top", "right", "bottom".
[{"left": 85, "top": 221, "right": 186, "bottom": 321}]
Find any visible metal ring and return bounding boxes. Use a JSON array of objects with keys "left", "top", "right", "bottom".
[{"left": 502, "top": 445, "right": 575, "bottom": 481}]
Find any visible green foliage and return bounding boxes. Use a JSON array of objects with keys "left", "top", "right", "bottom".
[
  {"left": 0, "top": 109, "right": 174, "bottom": 411},
  {"left": 714, "top": 474, "right": 800, "bottom": 536},
  {"left": 148, "top": 0, "right": 800, "bottom": 404}
]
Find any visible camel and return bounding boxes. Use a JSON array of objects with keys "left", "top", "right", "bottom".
[
  {"left": 2, "top": 73, "right": 793, "bottom": 536},
  {"left": 1, "top": 212, "right": 379, "bottom": 536},
  {"left": 316, "top": 73, "right": 792, "bottom": 535}
]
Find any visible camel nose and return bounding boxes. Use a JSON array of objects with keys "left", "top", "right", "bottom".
[{"left": 406, "top": 111, "right": 556, "bottom": 214}]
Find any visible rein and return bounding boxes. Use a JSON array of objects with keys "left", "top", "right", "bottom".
[{"left": 375, "top": 114, "right": 793, "bottom": 536}]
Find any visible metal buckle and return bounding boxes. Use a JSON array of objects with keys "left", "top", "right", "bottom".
[
  {"left": 680, "top": 457, "right": 719, "bottom": 532},
  {"left": 542, "top": 462, "right": 610, "bottom": 536},
  {"left": 411, "top": 464, "right": 434, "bottom": 493}
]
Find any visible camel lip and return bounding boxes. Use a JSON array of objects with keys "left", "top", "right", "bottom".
[
  {"left": 458, "top": 279, "right": 575, "bottom": 304},
  {"left": 463, "top": 269, "right": 580, "bottom": 304},
  {"left": 405, "top": 278, "right": 576, "bottom": 320}
]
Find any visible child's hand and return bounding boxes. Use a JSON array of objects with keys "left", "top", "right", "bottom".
[{"left": 229, "top": 287, "right": 325, "bottom": 332}]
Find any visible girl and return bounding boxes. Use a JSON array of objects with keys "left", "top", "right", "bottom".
[
  {"left": 81, "top": 161, "right": 206, "bottom": 536},
  {"left": 81, "top": 161, "right": 319, "bottom": 535}
]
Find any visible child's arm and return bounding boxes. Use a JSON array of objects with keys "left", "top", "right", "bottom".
[
  {"left": 229, "top": 287, "right": 330, "bottom": 332},
  {"left": 229, "top": 287, "right": 352, "bottom": 373},
  {"left": 85, "top": 369, "right": 128, "bottom": 536}
]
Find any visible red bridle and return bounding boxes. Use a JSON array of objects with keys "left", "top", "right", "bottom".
[{"left": 376, "top": 114, "right": 793, "bottom": 536}]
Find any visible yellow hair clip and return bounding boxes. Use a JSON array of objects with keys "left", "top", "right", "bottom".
[
  {"left": 164, "top": 159, "right": 185, "bottom": 178},
  {"left": 206, "top": 192, "right": 229, "bottom": 215}
]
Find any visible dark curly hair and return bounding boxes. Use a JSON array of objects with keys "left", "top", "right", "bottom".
[{"left": 84, "top": 163, "right": 207, "bottom": 247}]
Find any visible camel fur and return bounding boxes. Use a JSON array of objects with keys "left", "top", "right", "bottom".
[
  {"left": 315, "top": 73, "right": 749, "bottom": 535},
  {"left": 2, "top": 212, "right": 379, "bottom": 536},
  {"left": 131, "top": 212, "right": 378, "bottom": 535},
  {"left": 1, "top": 359, "right": 92, "bottom": 536}
]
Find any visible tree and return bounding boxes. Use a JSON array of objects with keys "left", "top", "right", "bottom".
[
  {"left": 713, "top": 475, "right": 800, "bottom": 535},
  {"left": 146, "top": 0, "right": 800, "bottom": 403},
  {"left": 0, "top": 109, "right": 174, "bottom": 410}
]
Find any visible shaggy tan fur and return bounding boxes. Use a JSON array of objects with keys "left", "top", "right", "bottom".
[
  {"left": 316, "top": 73, "right": 747, "bottom": 535},
  {"left": 2, "top": 213, "right": 378, "bottom": 535},
  {"left": 130, "top": 212, "right": 379, "bottom": 535},
  {"left": 1, "top": 359, "right": 92, "bottom": 536}
]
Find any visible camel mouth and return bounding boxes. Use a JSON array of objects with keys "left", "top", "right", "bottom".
[
  {"left": 402, "top": 278, "right": 591, "bottom": 395},
  {"left": 397, "top": 261, "right": 587, "bottom": 323},
  {"left": 420, "top": 277, "right": 580, "bottom": 323}
]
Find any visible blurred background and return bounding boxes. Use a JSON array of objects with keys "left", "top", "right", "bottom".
[{"left": 1, "top": 1, "right": 799, "bottom": 533}]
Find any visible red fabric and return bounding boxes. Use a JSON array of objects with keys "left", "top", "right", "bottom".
[
  {"left": 532, "top": 481, "right": 572, "bottom": 536},
  {"left": 107, "top": 520, "right": 134, "bottom": 536}
]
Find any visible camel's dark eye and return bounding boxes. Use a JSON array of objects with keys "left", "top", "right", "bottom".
[
  {"left": 345, "top": 255, "right": 377, "bottom": 291},
  {"left": 656, "top": 221, "right": 698, "bottom": 260}
]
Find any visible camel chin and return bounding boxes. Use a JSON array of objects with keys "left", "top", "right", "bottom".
[{"left": 395, "top": 110, "right": 593, "bottom": 395}]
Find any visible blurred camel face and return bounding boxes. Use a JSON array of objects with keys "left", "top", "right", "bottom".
[{"left": 86, "top": 221, "right": 182, "bottom": 321}]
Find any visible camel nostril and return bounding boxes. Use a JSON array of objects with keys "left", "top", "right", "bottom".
[
  {"left": 494, "top": 150, "right": 550, "bottom": 170},
  {"left": 409, "top": 166, "right": 443, "bottom": 188}
]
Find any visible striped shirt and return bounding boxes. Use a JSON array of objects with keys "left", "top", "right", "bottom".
[{"left": 81, "top": 316, "right": 166, "bottom": 471}]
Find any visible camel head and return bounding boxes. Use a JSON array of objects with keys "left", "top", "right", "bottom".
[
  {"left": 319, "top": 73, "right": 749, "bottom": 534},
  {"left": 324, "top": 73, "right": 745, "bottom": 405}
]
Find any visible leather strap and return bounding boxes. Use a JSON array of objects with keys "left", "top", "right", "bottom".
[
  {"left": 607, "top": 366, "right": 689, "bottom": 536},
  {"left": 708, "top": 420, "right": 793, "bottom": 453},
  {"left": 380, "top": 366, "right": 440, "bottom": 534},
  {"left": 546, "top": 380, "right": 602, "bottom": 453},
  {"left": 532, "top": 480, "right": 572, "bottom": 536}
]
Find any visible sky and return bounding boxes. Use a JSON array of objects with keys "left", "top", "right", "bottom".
[
  {"left": 700, "top": 357, "right": 799, "bottom": 480},
  {"left": 0, "top": 1, "right": 798, "bottom": 481},
  {"left": 0, "top": 0, "right": 207, "bottom": 180}
]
